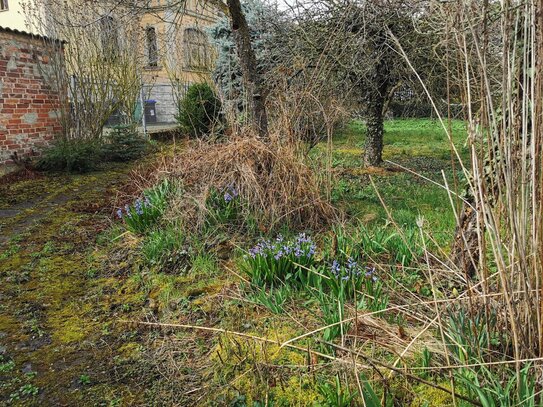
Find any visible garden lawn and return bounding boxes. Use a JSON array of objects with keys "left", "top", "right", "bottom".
[
  {"left": 0, "top": 157, "right": 167, "bottom": 405},
  {"left": 319, "top": 118, "right": 468, "bottom": 248}
]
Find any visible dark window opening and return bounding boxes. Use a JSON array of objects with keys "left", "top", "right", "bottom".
[
  {"left": 183, "top": 28, "right": 208, "bottom": 70},
  {"left": 146, "top": 26, "right": 158, "bottom": 67},
  {"left": 99, "top": 16, "right": 120, "bottom": 60}
]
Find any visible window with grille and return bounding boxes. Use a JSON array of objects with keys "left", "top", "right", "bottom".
[
  {"left": 146, "top": 26, "right": 158, "bottom": 67},
  {"left": 0, "top": 0, "right": 8, "bottom": 11},
  {"left": 183, "top": 28, "right": 208, "bottom": 70}
]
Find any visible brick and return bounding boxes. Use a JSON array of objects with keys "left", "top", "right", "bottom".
[{"left": 0, "top": 31, "right": 65, "bottom": 166}]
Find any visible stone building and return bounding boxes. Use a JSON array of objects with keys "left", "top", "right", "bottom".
[
  {"left": 140, "top": 0, "right": 220, "bottom": 123},
  {"left": 0, "top": 26, "right": 64, "bottom": 167}
]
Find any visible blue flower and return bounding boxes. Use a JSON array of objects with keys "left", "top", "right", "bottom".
[
  {"left": 116, "top": 209, "right": 123, "bottom": 219},
  {"left": 249, "top": 245, "right": 263, "bottom": 258},
  {"left": 365, "top": 266, "right": 377, "bottom": 281},
  {"left": 296, "top": 233, "right": 312, "bottom": 244},
  {"left": 331, "top": 260, "right": 340, "bottom": 276},
  {"left": 224, "top": 184, "right": 238, "bottom": 202},
  {"left": 135, "top": 199, "right": 144, "bottom": 215}
]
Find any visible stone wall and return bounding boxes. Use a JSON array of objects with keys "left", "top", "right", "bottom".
[{"left": 0, "top": 27, "right": 64, "bottom": 166}]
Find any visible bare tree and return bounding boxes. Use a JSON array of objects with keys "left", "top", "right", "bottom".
[
  {"left": 275, "top": 0, "right": 435, "bottom": 166},
  {"left": 25, "top": 0, "right": 144, "bottom": 139},
  {"left": 226, "top": 0, "right": 268, "bottom": 137}
]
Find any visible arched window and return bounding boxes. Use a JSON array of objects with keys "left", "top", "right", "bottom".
[
  {"left": 99, "top": 15, "right": 120, "bottom": 60},
  {"left": 146, "top": 26, "right": 158, "bottom": 67},
  {"left": 183, "top": 28, "right": 208, "bottom": 70}
]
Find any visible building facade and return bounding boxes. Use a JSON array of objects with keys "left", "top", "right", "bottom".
[
  {"left": 0, "top": 0, "right": 30, "bottom": 32},
  {"left": 140, "top": 0, "right": 219, "bottom": 123},
  {"left": 0, "top": 0, "right": 49, "bottom": 35}
]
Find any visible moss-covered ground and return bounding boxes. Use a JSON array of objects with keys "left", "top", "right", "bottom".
[{"left": 0, "top": 160, "right": 156, "bottom": 406}]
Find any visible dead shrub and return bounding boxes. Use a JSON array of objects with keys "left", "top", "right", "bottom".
[{"left": 168, "top": 134, "right": 336, "bottom": 231}]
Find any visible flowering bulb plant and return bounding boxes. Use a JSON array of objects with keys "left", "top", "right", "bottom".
[
  {"left": 116, "top": 179, "right": 172, "bottom": 234},
  {"left": 323, "top": 258, "right": 374, "bottom": 300},
  {"left": 321, "top": 258, "right": 387, "bottom": 311},
  {"left": 206, "top": 184, "right": 240, "bottom": 224},
  {"left": 241, "top": 233, "right": 317, "bottom": 286},
  {"left": 222, "top": 184, "right": 239, "bottom": 203}
]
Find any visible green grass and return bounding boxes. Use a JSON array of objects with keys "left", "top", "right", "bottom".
[
  {"left": 142, "top": 224, "right": 185, "bottom": 267},
  {"left": 384, "top": 118, "right": 468, "bottom": 157},
  {"left": 335, "top": 118, "right": 467, "bottom": 150},
  {"left": 315, "top": 118, "right": 468, "bottom": 249}
]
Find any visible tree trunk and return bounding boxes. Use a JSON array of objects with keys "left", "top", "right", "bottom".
[
  {"left": 364, "top": 90, "right": 385, "bottom": 167},
  {"left": 226, "top": 0, "right": 268, "bottom": 138},
  {"left": 364, "top": 55, "right": 391, "bottom": 167},
  {"left": 450, "top": 196, "right": 479, "bottom": 278}
]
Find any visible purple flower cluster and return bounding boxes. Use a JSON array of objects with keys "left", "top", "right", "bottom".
[
  {"left": 329, "top": 257, "right": 378, "bottom": 283},
  {"left": 223, "top": 184, "right": 239, "bottom": 203},
  {"left": 247, "top": 233, "right": 317, "bottom": 261},
  {"left": 365, "top": 266, "right": 377, "bottom": 282},
  {"left": 117, "top": 196, "right": 151, "bottom": 219}
]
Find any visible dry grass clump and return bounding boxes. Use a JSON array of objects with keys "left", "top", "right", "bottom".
[
  {"left": 169, "top": 135, "right": 336, "bottom": 230},
  {"left": 113, "top": 150, "right": 180, "bottom": 214}
]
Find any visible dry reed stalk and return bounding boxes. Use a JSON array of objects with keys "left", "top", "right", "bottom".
[{"left": 383, "top": 0, "right": 543, "bottom": 399}]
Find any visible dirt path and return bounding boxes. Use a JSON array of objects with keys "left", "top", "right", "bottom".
[{"left": 0, "top": 164, "right": 150, "bottom": 406}]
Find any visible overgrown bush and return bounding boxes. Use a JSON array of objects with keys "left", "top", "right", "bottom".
[
  {"left": 36, "top": 139, "right": 102, "bottom": 173},
  {"left": 176, "top": 83, "right": 223, "bottom": 138},
  {"left": 36, "top": 126, "right": 148, "bottom": 173},
  {"left": 102, "top": 125, "right": 148, "bottom": 161},
  {"left": 169, "top": 136, "right": 335, "bottom": 229}
]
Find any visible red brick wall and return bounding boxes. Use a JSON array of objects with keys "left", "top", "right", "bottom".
[{"left": 0, "top": 29, "right": 64, "bottom": 166}]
